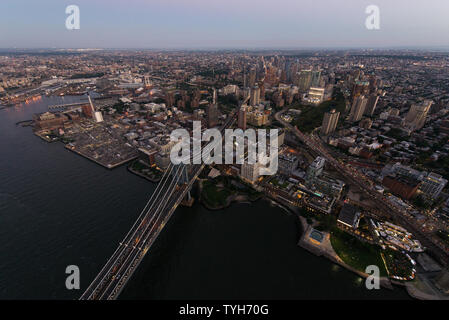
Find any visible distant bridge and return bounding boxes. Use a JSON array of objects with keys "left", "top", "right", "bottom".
[{"left": 48, "top": 102, "right": 88, "bottom": 112}]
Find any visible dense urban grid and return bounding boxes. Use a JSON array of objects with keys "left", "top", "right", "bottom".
[{"left": 1, "top": 49, "right": 449, "bottom": 299}]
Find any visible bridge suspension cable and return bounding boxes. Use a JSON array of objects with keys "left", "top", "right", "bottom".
[
  {"left": 99, "top": 164, "right": 186, "bottom": 299},
  {"left": 81, "top": 107, "right": 240, "bottom": 300},
  {"left": 80, "top": 163, "right": 177, "bottom": 299}
]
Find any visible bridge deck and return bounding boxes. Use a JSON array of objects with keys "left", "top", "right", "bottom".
[{"left": 80, "top": 107, "right": 238, "bottom": 300}]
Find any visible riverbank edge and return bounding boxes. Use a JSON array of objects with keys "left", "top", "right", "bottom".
[
  {"left": 127, "top": 163, "right": 161, "bottom": 183},
  {"left": 200, "top": 192, "right": 262, "bottom": 211},
  {"left": 198, "top": 178, "right": 263, "bottom": 211},
  {"left": 296, "top": 207, "right": 449, "bottom": 300},
  {"left": 296, "top": 214, "right": 394, "bottom": 290},
  {"left": 266, "top": 195, "right": 447, "bottom": 300},
  {"left": 266, "top": 198, "right": 393, "bottom": 291},
  {"left": 65, "top": 144, "right": 137, "bottom": 169}
]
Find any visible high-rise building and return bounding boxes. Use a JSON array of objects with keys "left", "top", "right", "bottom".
[
  {"left": 265, "top": 65, "right": 278, "bottom": 86},
  {"left": 240, "top": 162, "right": 260, "bottom": 183},
  {"left": 306, "top": 157, "right": 325, "bottom": 182},
  {"left": 250, "top": 85, "right": 260, "bottom": 106},
  {"left": 272, "top": 91, "right": 284, "bottom": 108},
  {"left": 298, "top": 69, "right": 312, "bottom": 92},
  {"left": 238, "top": 105, "right": 247, "bottom": 130},
  {"left": 206, "top": 88, "right": 219, "bottom": 128},
  {"left": 248, "top": 68, "right": 257, "bottom": 87},
  {"left": 352, "top": 80, "right": 370, "bottom": 98},
  {"left": 207, "top": 103, "right": 218, "bottom": 128},
  {"left": 87, "top": 94, "right": 103, "bottom": 123},
  {"left": 193, "top": 109, "right": 201, "bottom": 121},
  {"left": 278, "top": 153, "right": 298, "bottom": 175},
  {"left": 280, "top": 70, "right": 287, "bottom": 83},
  {"left": 321, "top": 109, "right": 340, "bottom": 135},
  {"left": 311, "top": 70, "right": 321, "bottom": 87},
  {"left": 165, "top": 90, "right": 175, "bottom": 107},
  {"left": 191, "top": 89, "right": 201, "bottom": 108},
  {"left": 349, "top": 95, "right": 367, "bottom": 122},
  {"left": 405, "top": 100, "right": 433, "bottom": 131},
  {"left": 364, "top": 95, "right": 379, "bottom": 116},
  {"left": 212, "top": 88, "right": 217, "bottom": 105},
  {"left": 241, "top": 87, "right": 251, "bottom": 102},
  {"left": 259, "top": 81, "right": 265, "bottom": 100},
  {"left": 337, "top": 204, "right": 361, "bottom": 229},
  {"left": 247, "top": 109, "right": 269, "bottom": 126},
  {"left": 368, "top": 75, "right": 380, "bottom": 94}
]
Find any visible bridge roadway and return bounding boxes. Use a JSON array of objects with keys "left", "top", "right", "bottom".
[
  {"left": 48, "top": 102, "right": 89, "bottom": 111},
  {"left": 80, "top": 108, "right": 238, "bottom": 300}
]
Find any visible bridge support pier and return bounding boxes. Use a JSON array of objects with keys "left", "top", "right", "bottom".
[
  {"left": 181, "top": 196, "right": 195, "bottom": 207},
  {"left": 178, "top": 164, "right": 195, "bottom": 207}
]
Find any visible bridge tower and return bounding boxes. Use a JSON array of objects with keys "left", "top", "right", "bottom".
[{"left": 173, "top": 164, "right": 194, "bottom": 206}]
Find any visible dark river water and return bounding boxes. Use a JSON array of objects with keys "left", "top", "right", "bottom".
[{"left": 0, "top": 96, "right": 410, "bottom": 299}]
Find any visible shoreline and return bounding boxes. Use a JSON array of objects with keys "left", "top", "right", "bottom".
[
  {"left": 200, "top": 192, "right": 262, "bottom": 211},
  {"left": 199, "top": 178, "right": 263, "bottom": 211},
  {"left": 31, "top": 125, "right": 138, "bottom": 170},
  {"left": 267, "top": 196, "right": 399, "bottom": 292},
  {"left": 296, "top": 215, "right": 394, "bottom": 291},
  {"left": 127, "top": 164, "right": 161, "bottom": 183},
  {"left": 266, "top": 195, "right": 449, "bottom": 300},
  {"left": 65, "top": 144, "right": 137, "bottom": 169}
]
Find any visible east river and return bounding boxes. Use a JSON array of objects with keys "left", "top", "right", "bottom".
[{"left": 0, "top": 96, "right": 410, "bottom": 299}]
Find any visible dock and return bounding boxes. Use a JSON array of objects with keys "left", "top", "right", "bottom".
[{"left": 65, "top": 144, "right": 138, "bottom": 169}]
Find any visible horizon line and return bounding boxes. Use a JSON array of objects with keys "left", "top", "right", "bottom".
[{"left": 2, "top": 45, "right": 449, "bottom": 52}]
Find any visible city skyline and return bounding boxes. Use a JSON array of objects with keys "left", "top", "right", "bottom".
[
  {"left": 2, "top": 45, "right": 449, "bottom": 301},
  {"left": 1, "top": 0, "right": 449, "bottom": 49},
  {"left": 2, "top": 0, "right": 449, "bottom": 304}
]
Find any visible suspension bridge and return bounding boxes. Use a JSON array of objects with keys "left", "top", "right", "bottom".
[{"left": 79, "top": 107, "right": 238, "bottom": 300}]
